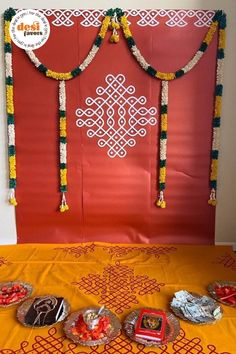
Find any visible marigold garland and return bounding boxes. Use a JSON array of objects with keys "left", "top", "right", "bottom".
[
  {"left": 4, "top": 7, "right": 115, "bottom": 211},
  {"left": 118, "top": 11, "right": 223, "bottom": 81},
  {"left": 4, "top": 8, "right": 17, "bottom": 206},
  {"left": 156, "top": 80, "right": 168, "bottom": 208},
  {"left": 59, "top": 81, "right": 69, "bottom": 212},
  {"left": 208, "top": 14, "right": 226, "bottom": 205},
  {"left": 25, "top": 15, "right": 112, "bottom": 81},
  {"left": 117, "top": 9, "right": 226, "bottom": 207}
]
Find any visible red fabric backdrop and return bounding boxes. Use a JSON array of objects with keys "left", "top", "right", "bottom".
[{"left": 13, "top": 10, "right": 217, "bottom": 243}]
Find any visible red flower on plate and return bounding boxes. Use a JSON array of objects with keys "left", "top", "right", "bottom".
[
  {"left": 0, "top": 283, "right": 28, "bottom": 306},
  {"left": 71, "top": 313, "right": 111, "bottom": 341},
  {"left": 215, "top": 285, "right": 236, "bottom": 304}
]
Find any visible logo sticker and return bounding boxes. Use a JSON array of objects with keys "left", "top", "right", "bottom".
[{"left": 10, "top": 9, "right": 50, "bottom": 50}]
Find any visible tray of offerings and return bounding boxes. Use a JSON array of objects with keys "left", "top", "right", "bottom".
[{"left": 64, "top": 306, "right": 121, "bottom": 346}]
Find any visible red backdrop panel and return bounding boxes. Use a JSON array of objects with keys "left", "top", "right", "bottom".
[{"left": 13, "top": 10, "right": 216, "bottom": 243}]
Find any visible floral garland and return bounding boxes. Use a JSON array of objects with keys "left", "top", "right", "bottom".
[
  {"left": 25, "top": 14, "right": 112, "bottom": 80},
  {"left": 118, "top": 10, "right": 222, "bottom": 80},
  {"left": 208, "top": 15, "right": 226, "bottom": 205},
  {"left": 117, "top": 9, "right": 226, "bottom": 207},
  {"left": 25, "top": 11, "right": 114, "bottom": 211},
  {"left": 3, "top": 7, "right": 117, "bottom": 211},
  {"left": 59, "top": 81, "right": 69, "bottom": 212},
  {"left": 156, "top": 81, "right": 168, "bottom": 208},
  {"left": 4, "top": 8, "right": 17, "bottom": 206}
]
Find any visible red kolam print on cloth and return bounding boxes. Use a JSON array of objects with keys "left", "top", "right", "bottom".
[
  {"left": 54, "top": 243, "right": 96, "bottom": 258},
  {"left": 0, "top": 257, "right": 11, "bottom": 267},
  {"left": 213, "top": 253, "right": 236, "bottom": 272},
  {"left": 0, "top": 327, "right": 231, "bottom": 353},
  {"left": 72, "top": 261, "right": 165, "bottom": 314},
  {"left": 102, "top": 245, "right": 177, "bottom": 258},
  {"left": 5, "top": 8, "right": 225, "bottom": 243}
]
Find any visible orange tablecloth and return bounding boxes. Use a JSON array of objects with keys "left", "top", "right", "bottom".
[{"left": 0, "top": 243, "right": 235, "bottom": 353}]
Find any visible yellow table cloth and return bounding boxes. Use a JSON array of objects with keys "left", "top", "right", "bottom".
[{"left": 0, "top": 242, "right": 235, "bottom": 353}]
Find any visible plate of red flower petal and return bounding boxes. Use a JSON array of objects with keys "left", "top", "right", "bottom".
[
  {"left": 208, "top": 281, "right": 236, "bottom": 307},
  {"left": 64, "top": 307, "right": 121, "bottom": 346},
  {"left": 0, "top": 281, "right": 33, "bottom": 307}
]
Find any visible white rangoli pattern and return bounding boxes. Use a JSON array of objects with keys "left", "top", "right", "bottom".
[
  {"left": 75, "top": 74, "right": 157, "bottom": 158},
  {"left": 160, "top": 9, "right": 216, "bottom": 27},
  {"left": 34, "top": 9, "right": 216, "bottom": 27},
  {"left": 42, "top": 9, "right": 81, "bottom": 27}
]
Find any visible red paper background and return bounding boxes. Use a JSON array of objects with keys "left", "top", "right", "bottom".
[{"left": 13, "top": 11, "right": 217, "bottom": 244}]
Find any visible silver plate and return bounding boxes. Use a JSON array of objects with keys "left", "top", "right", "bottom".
[
  {"left": 208, "top": 281, "right": 236, "bottom": 307},
  {"left": 0, "top": 281, "right": 33, "bottom": 307},
  {"left": 170, "top": 292, "right": 223, "bottom": 324},
  {"left": 17, "top": 295, "right": 70, "bottom": 328},
  {"left": 123, "top": 308, "right": 180, "bottom": 347},
  {"left": 64, "top": 307, "right": 121, "bottom": 346}
]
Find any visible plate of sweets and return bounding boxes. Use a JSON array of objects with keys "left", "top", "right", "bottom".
[
  {"left": 0, "top": 281, "right": 33, "bottom": 307},
  {"left": 17, "top": 295, "right": 70, "bottom": 327},
  {"left": 64, "top": 306, "right": 121, "bottom": 346},
  {"left": 123, "top": 308, "right": 180, "bottom": 347},
  {"left": 170, "top": 290, "right": 222, "bottom": 324},
  {"left": 208, "top": 281, "right": 236, "bottom": 307}
]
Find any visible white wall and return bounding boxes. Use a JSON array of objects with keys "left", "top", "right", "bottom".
[{"left": 0, "top": 0, "right": 235, "bottom": 245}]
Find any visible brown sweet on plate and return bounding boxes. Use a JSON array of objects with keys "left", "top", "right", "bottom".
[{"left": 24, "top": 296, "right": 65, "bottom": 326}]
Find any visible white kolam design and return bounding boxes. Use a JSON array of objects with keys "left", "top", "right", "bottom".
[
  {"left": 75, "top": 74, "right": 157, "bottom": 158},
  {"left": 42, "top": 9, "right": 81, "bottom": 27},
  {"left": 29, "top": 9, "right": 216, "bottom": 27},
  {"left": 158, "top": 9, "right": 215, "bottom": 27}
]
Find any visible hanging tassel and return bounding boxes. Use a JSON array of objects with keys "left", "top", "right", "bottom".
[
  {"left": 9, "top": 188, "right": 17, "bottom": 206},
  {"left": 156, "top": 80, "right": 168, "bottom": 209},
  {"left": 156, "top": 191, "right": 166, "bottom": 208},
  {"left": 110, "top": 33, "right": 119, "bottom": 43},
  {"left": 60, "top": 192, "right": 69, "bottom": 212},
  {"left": 110, "top": 13, "right": 120, "bottom": 43},
  {"left": 208, "top": 188, "right": 217, "bottom": 206}
]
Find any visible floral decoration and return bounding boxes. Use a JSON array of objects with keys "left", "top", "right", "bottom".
[
  {"left": 118, "top": 9, "right": 226, "bottom": 206},
  {"left": 4, "top": 7, "right": 226, "bottom": 209}
]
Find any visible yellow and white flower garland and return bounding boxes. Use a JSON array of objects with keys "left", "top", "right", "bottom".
[
  {"left": 4, "top": 8, "right": 17, "bottom": 206},
  {"left": 59, "top": 80, "right": 69, "bottom": 212},
  {"left": 118, "top": 10, "right": 226, "bottom": 207},
  {"left": 24, "top": 13, "right": 113, "bottom": 211},
  {"left": 208, "top": 17, "right": 226, "bottom": 205},
  {"left": 119, "top": 12, "right": 220, "bottom": 80},
  {"left": 4, "top": 7, "right": 113, "bottom": 211},
  {"left": 156, "top": 81, "right": 168, "bottom": 208},
  {"left": 25, "top": 15, "right": 111, "bottom": 81}
]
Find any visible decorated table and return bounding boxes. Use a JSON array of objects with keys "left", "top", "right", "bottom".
[{"left": 0, "top": 242, "right": 235, "bottom": 353}]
